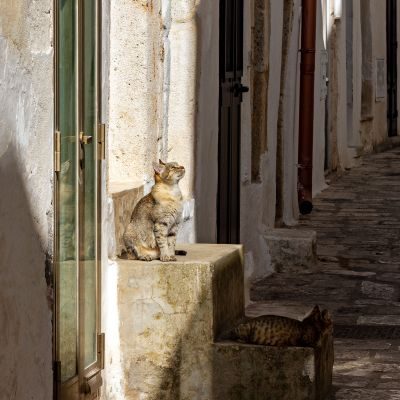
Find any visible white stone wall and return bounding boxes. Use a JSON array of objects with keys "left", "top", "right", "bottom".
[
  {"left": 370, "top": 0, "right": 388, "bottom": 144},
  {"left": 281, "top": 0, "right": 302, "bottom": 226},
  {"left": 101, "top": 0, "right": 219, "bottom": 397},
  {"left": 313, "top": 0, "right": 329, "bottom": 196},
  {"left": 241, "top": 0, "right": 284, "bottom": 282},
  {"left": 323, "top": 0, "right": 388, "bottom": 171},
  {"left": 327, "top": 0, "right": 358, "bottom": 170},
  {"left": 108, "top": 0, "right": 162, "bottom": 188},
  {"left": 0, "top": 1, "right": 53, "bottom": 398}
]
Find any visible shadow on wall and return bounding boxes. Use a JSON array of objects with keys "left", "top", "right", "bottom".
[{"left": 0, "top": 145, "right": 52, "bottom": 399}]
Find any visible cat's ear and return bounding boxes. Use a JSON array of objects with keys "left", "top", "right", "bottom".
[
  {"left": 312, "top": 305, "right": 321, "bottom": 315},
  {"left": 159, "top": 159, "right": 166, "bottom": 165},
  {"left": 305, "top": 305, "right": 320, "bottom": 319},
  {"left": 153, "top": 161, "right": 165, "bottom": 175}
]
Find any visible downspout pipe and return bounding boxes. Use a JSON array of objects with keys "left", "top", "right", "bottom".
[{"left": 298, "top": 0, "right": 317, "bottom": 214}]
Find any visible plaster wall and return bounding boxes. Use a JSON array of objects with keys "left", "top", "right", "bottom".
[
  {"left": 325, "top": 0, "right": 388, "bottom": 172},
  {"left": 106, "top": 0, "right": 206, "bottom": 245},
  {"left": 241, "top": 0, "right": 283, "bottom": 282},
  {"left": 370, "top": 0, "right": 388, "bottom": 145},
  {"left": 0, "top": 1, "right": 53, "bottom": 398},
  {"left": 107, "top": 0, "right": 162, "bottom": 188},
  {"left": 101, "top": 0, "right": 220, "bottom": 396},
  {"left": 312, "top": 0, "right": 328, "bottom": 196},
  {"left": 167, "top": 0, "right": 197, "bottom": 199},
  {"left": 281, "top": 0, "right": 302, "bottom": 226},
  {"left": 349, "top": 0, "right": 362, "bottom": 149},
  {"left": 326, "top": 0, "right": 358, "bottom": 172}
]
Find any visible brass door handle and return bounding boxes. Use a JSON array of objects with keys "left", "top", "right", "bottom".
[{"left": 80, "top": 132, "right": 93, "bottom": 145}]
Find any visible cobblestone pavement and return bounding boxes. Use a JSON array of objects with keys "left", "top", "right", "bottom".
[{"left": 250, "top": 148, "right": 400, "bottom": 399}]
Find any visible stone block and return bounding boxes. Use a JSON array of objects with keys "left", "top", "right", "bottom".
[
  {"left": 115, "top": 244, "right": 244, "bottom": 399},
  {"left": 264, "top": 228, "right": 317, "bottom": 273},
  {"left": 213, "top": 333, "right": 334, "bottom": 400}
]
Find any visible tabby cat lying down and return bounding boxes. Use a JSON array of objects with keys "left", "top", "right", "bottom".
[{"left": 225, "top": 305, "right": 332, "bottom": 347}]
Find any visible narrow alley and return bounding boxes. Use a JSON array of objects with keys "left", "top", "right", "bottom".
[
  {"left": 2, "top": 1, "right": 400, "bottom": 398},
  {"left": 250, "top": 146, "right": 400, "bottom": 399}
]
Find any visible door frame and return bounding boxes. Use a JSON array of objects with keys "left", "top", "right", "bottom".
[{"left": 53, "top": 0, "right": 104, "bottom": 398}]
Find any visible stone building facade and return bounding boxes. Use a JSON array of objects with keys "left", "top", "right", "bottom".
[{"left": 0, "top": 0, "right": 398, "bottom": 398}]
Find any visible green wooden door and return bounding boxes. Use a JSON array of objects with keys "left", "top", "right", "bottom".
[{"left": 54, "top": 0, "right": 103, "bottom": 398}]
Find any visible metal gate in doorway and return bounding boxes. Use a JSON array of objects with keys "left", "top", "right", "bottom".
[{"left": 218, "top": 0, "right": 247, "bottom": 244}]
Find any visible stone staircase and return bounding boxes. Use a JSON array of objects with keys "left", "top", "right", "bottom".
[{"left": 106, "top": 244, "right": 333, "bottom": 400}]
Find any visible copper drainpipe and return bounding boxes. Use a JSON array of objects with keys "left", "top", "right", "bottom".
[{"left": 298, "top": 0, "right": 317, "bottom": 214}]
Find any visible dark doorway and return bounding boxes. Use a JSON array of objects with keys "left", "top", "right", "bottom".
[
  {"left": 218, "top": 0, "right": 247, "bottom": 244},
  {"left": 387, "top": 0, "right": 398, "bottom": 137}
]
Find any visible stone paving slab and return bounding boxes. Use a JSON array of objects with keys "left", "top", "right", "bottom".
[{"left": 251, "top": 148, "right": 400, "bottom": 399}]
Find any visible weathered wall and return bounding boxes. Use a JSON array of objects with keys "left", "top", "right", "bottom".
[
  {"left": 349, "top": 0, "right": 362, "bottom": 149},
  {"left": 312, "top": 0, "right": 328, "bottom": 196},
  {"left": 0, "top": 1, "right": 53, "bottom": 398},
  {"left": 241, "top": 0, "right": 283, "bottom": 282},
  {"left": 325, "top": 0, "right": 388, "bottom": 172},
  {"left": 241, "top": 0, "right": 328, "bottom": 283},
  {"left": 106, "top": 0, "right": 202, "bottom": 247},
  {"left": 101, "top": 0, "right": 220, "bottom": 396},
  {"left": 281, "top": 0, "right": 302, "bottom": 225},
  {"left": 370, "top": 0, "right": 387, "bottom": 145},
  {"left": 326, "top": 0, "right": 358, "bottom": 172},
  {"left": 108, "top": 0, "right": 162, "bottom": 188}
]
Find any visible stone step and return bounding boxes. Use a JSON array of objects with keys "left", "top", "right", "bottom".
[
  {"left": 110, "top": 244, "right": 244, "bottom": 399},
  {"left": 213, "top": 333, "right": 333, "bottom": 400},
  {"left": 264, "top": 228, "right": 317, "bottom": 273},
  {"left": 107, "top": 244, "right": 334, "bottom": 399}
]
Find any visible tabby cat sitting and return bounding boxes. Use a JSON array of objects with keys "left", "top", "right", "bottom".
[{"left": 123, "top": 160, "right": 186, "bottom": 262}]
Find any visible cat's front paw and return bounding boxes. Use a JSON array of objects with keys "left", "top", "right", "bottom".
[
  {"left": 139, "top": 255, "right": 153, "bottom": 261},
  {"left": 160, "top": 255, "right": 177, "bottom": 262}
]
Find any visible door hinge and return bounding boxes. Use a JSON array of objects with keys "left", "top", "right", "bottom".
[
  {"left": 84, "top": 372, "right": 103, "bottom": 396},
  {"left": 97, "top": 124, "right": 106, "bottom": 160},
  {"left": 98, "top": 333, "right": 105, "bottom": 370},
  {"left": 54, "top": 131, "right": 61, "bottom": 172}
]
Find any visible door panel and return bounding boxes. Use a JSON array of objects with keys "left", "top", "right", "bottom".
[
  {"left": 81, "top": 0, "right": 98, "bottom": 372},
  {"left": 57, "top": 0, "right": 78, "bottom": 384},
  {"left": 55, "top": 0, "right": 102, "bottom": 398},
  {"left": 218, "top": 0, "right": 246, "bottom": 244}
]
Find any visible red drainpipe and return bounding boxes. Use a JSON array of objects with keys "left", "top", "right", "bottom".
[{"left": 298, "top": 0, "right": 317, "bottom": 214}]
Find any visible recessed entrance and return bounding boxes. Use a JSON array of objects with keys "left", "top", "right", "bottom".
[{"left": 218, "top": 0, "right": 246, "bottom": 244}]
